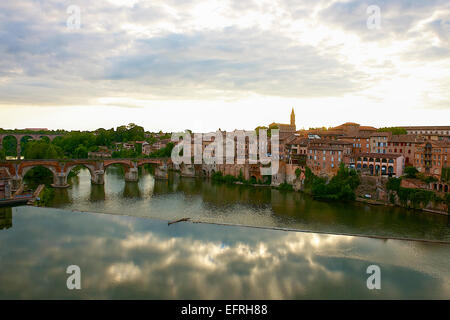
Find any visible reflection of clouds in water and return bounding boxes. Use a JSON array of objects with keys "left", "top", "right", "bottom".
[
  {"left": 108, "top": 263, "right": 142, "bottom": 283},
  {"left": 0, "top": 207, "right": 448, "bottom": 299}
]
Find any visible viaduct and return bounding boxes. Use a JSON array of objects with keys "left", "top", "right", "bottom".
[
  {"left": 0, "top": 158, "right": 170, "bottom": 190},
  {"left": 0, "top": 133, "right": 63, "bottom": 158}
]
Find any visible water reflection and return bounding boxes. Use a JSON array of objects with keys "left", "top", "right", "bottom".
[
  {"left": 0, "top": 206, "right": 448, "bottom": 299},
  {"left": 0, "top": 207, "right": 12, "bottom": 230},
  {"left": 45, "top": 168, "right": 450, "bottom": 241}
]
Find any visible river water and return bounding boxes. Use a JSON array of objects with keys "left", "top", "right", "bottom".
[
  {"left": 46, "top": 167, "right": 450, "bottom": 241},
  {"left": 0, "top": 205, "right": 449, "bottom": 299}
]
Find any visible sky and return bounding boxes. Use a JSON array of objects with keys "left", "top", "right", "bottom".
[{"left": 0, "top": 0, "right": 449, "bottom": 132}]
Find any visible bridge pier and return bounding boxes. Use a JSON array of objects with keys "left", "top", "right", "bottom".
[
  {"left": 155, "top": 164, "right": 168, "bottom": 179},
  {"left": 124, "top": 167, "right": 139, "bottom": 182},
  {"left": 11, "top": 177, "right": 23, "bottom": 192},
  {"left": 16, "top": 144, "right": 21, "bottom": 159},
  {"left": 52, "top": 173, "right": 70, "bottom": 188},
  {"left": 91, "top": 170, "right": 105, "bottom": 185},
  {"left": 180, "top": 164, "right": 196, "bottom": 177}
]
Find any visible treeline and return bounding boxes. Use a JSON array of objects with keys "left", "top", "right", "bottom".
[
  {"left": 376, "top": 127, "right": 407, "bottom": 135},
  {"left": 1, "top": 124, "right": 173, "bottom": 160}
]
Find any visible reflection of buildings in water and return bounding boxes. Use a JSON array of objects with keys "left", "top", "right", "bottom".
[
  {"left": 51, "top": 188, "right": 71, "bottom": 206},
  {"left": 123, "top": 182, "right": 141, "bottom": 198},
  {"left": 90, "top": 185, "right": 106, "bottom": 202},
  {"left": 0, "top": 207, "right": 12, "bottom": 230}
]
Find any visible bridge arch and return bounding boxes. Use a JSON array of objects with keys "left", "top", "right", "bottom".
[
  {"left": 64, "top": 163, "right": 96, "bottom": 182},
  {"left": 1, "top": 135, "right": 19, "bottom": 157},
  {"left": 21, "top": 164, "right": 58, "bottom": 185}
]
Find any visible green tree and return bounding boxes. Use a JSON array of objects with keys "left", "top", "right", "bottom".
[
  {"left": 377, "top": 127, "right": 407, "bottom": 135},
  {"left": 404, "top": 166, "right": 419, "bottom": 179},
  {"left": 23, "top": 140, "right": 63, "bottom": 159}
]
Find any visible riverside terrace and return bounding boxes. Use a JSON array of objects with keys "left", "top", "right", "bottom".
[{"left": 0, "top": 158, "right": 171, "bottom": 189}]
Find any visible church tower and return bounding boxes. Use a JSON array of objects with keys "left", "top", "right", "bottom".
[{"left": 290, "top": 107, "right": 295, "bottom": 127}]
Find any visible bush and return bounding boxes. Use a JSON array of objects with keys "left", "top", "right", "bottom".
[
  {"left": 305, "top": 163, "right": 360, "bottom": 202},
  {"left": 404, "top": 166, "right": 419, "bottom": 179},
  {"left": 36, "top": 187, "right": 55, "bottom": 207},
  {"left": 278, "top": 183, "right": 294, "bottom": 191},
  {"left": 442, "top": 167, "right": 450, "bottom": 182},
  {"left": 386, "top": 177, "right": 401, "bottom": 192},
  {"left": 397, "top": 187, "right": 437, "bottom": 208}
]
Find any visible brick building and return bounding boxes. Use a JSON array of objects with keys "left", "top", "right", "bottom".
[
  {"left": 355, "top": 153, "right": 404, "bottom": 177},
  {"left": 415, "top": 141, "right": 450, "bottom": 178},
  {"left": 306, "top": 140, "right": 353, "bottom": 177},
  {"left": 369, "top": 132, "right": 391, "bottom": 154},
  {"left": 387, "top": 134, "right": 425, "bottom": 166}
]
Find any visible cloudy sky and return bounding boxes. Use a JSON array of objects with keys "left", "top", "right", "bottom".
[{"left": 0, "top": 0, "right": 449, "bottom": 132}]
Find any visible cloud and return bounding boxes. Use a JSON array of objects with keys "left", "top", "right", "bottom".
[{"left": 0, "top": 0, "right": 449, "bottom": 120}]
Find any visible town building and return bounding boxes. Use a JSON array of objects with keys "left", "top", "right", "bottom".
[
  {"left": 306, "top": 139, "right": 353, "bottom": 177},
  {"left": 414, "top": 141, "right": 450, "bottom": 178},
  {"left": 285, "top": 136, "right": 308, "bottom": 165},
  {"left": 401, "top": 126, "right": 450, "bottom": 138},
  {"left": 387, "top": 134, "right": 425, "bottom": 166},
  {"left": 355, "top": 153, "right": 404, "bottom": 177},
  {"left": 340, "top": 133, "right": 371, "bottom": 154},
  {"left": 369, "top": 132, "right": 392, "bottom": 154}
]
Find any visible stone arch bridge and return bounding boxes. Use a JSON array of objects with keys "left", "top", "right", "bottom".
[
  {"left": 0, "top": 133, "right": 63, "bottom": 158},
  {"left": 0, "top": 158, "right": 170, "bottom": 190}
]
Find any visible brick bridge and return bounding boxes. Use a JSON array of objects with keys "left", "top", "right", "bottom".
[
  {"left": 0, "top": 133, "right": 63, "bottom": 158},
  {"left": 0, "top": 158, "right": 171, "bottom": 189}
]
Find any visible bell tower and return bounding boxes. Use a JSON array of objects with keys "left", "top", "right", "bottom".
[{"left": 290, "top": 107, "right": 295, "bottom": 127}]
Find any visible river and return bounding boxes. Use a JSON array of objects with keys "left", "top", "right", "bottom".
[{"left": 45, "top": 166, "right": 450, "bottom": 242}]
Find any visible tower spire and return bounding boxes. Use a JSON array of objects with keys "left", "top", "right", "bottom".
[{"left": 290, "top": 107, "right": 295, "bottom": 127}]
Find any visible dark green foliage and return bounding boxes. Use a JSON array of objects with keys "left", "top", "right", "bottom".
[
  {"left": 112, "top": 149, "right": 139, "bottom": 159},
  {"left": 277, "top": 182, "right": 294, "bottom": 191},
  {"left": 23, "top": 140, "right": 63, "bottom": 159},
  {"left": 441, "top": 167, "right": 450, "bottom": 182},
  {"left": 23, "top": 166, "right": 54, "bottom": 188},
  {"left": 404, "top": 166, "right": 418, "bottom": 178},
  {"left": 295, "top": 168, "right": 302, "bottom": 178},
  {"left": 211, "top": 171, "right": 238, "bottom": 184},
  {"left": 445, "top": 194, "right": 450, "bottom": 213},
  {"left": 377, "top": 127, "right": 407, "bottom": 135},
  {"left": 389, "top": 193, "right": 396, "bottom": 204},
  {"left": 397, "top": 187, "right": 438, "bottom": 208},
  {"left": 0, "top": 149, "right": 5, "bottom": 160},
  {"left": 419, "top": 175, "right": 438, "bottom": 184},
  {"left": 148, "top": 142, "right": 174, "bottom": 158},
  {"left": 67, "top": 166, "right": 82, "bottom": 179},
  {"left": 2, "top": 136, "right": 17, "bottom": 156},
  {"left": 304, "top": 163, "right": 360, "bottom": 202},
  {"left": 386, "top": 177, "right": 402, "bottom": 192},
  {"left": 238, "top": 169, "right": 245, "bottom": 182},
  {"left": 36, "top": 187, "right": 55, "bottom": 207}
]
